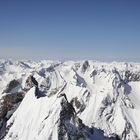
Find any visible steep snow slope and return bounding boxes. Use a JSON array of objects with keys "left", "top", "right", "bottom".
[{"left": 0, "top": 60, "right": 140, "bottom": 140}]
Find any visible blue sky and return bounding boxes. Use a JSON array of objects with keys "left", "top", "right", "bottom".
[{"left": 0, "top": 0, "right": 140, "bottom": 61}]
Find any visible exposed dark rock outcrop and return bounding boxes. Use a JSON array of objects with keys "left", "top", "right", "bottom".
[
  {"left": 81, "top": 60, "right": 90, "bottom": 73},
  {"left": 25, "top": 75, "right": 45, "bottom": 98},
  {"left": 0, "top": 92, "right": 24, "bottom": 139},
  {"left": 0, "top": 79, "right": 26, "bottom": 139},
  {"left": 58, "top": 96, "right": 92, "bottom": 140},
  {"left": 3, "top": 80, "right": 20, "bottom": 93},
  {"left": 71, "top": 97, "right": 86, "bottom": 114},
  {"left": 58, "top": 94, "right": 120, "bottom": 140},
  {"left": 74, "top": 73, "right": 87, "bottom": 87},
  {"left": 25, "top": 75, "right": 38, "bottom": 90},
  {"left": 125, "top": 70, "right": 140, "bottom": 83}
]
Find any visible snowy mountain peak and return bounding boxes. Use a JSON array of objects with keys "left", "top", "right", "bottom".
[{"left": 0, "top": 60, "right": 140, "bottom": 140}]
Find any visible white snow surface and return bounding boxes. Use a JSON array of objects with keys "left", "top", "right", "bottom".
[{"left": 0, "top": 60, "right": 140, "bottom": 140}]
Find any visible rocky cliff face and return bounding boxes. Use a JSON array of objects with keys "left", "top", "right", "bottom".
[{"left": 0, "top": 60, "right": 140, "bottom": 140}]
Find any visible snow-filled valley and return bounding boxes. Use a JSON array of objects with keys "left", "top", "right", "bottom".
[{"left": 0, "top": 59, "right": 140, "bottom": 140}]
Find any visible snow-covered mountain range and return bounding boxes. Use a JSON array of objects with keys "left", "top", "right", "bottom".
[{"left": 0, "top": 59, "right": 140, "bottom": 140}]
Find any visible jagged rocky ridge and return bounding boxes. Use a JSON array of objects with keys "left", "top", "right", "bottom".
[{"left": 0, "top": 60, "right": 140, "bottom": 140}]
